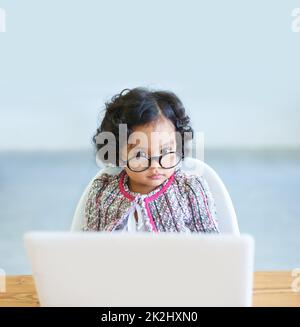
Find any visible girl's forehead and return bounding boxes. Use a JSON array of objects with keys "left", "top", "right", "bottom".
[
  {"left": 127, "top": 116, "right": 177, "bottom": 150},
  {"left": 132, "top": 115, "right": 175, "bottom": 133},
  {"left": 124, "top": 134, "right": 177, "bottom": 158},
  {"left": 128, "top": 138, "right": 175, "bottom": 150}
]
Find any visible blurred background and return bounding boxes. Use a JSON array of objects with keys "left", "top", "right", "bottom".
[{"left": 0, "top": 0, "right": 299, "bottom": 274}]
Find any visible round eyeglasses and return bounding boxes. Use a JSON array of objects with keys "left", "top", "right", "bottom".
[{"left": 126, "top": 151, "right": 182, "bottom": 172}]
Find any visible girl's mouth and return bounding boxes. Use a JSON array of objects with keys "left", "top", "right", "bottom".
[{"left": 148, "top": 174, "right": 163, "bottom": 180}]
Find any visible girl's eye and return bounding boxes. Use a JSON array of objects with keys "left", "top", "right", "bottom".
[
  {"left": 161, "top": 147, "right": 172, "bottom": 155},
  {"left": 136, "top": 151, "right": 147, "bottom": 158}
]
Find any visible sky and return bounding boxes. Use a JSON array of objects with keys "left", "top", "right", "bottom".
[{"left": 0, "top": 0, "right": 300, "bottom": 150}]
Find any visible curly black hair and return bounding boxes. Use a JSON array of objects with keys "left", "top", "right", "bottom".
[{"left": 93, "top": 87, "right": 194, "bottom": 166}]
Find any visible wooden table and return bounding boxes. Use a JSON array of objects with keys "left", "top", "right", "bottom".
[{"left": 0, "top": 271, "right": 300, "bottom": 307}]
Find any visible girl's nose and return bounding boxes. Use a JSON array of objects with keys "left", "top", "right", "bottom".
[{"left": 150, "top": 156, "right": 160, "bottom": 168}]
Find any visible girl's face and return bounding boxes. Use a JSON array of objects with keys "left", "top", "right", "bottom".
[{"left": 121, "top": 116, "right": 178, "bottom": 194}]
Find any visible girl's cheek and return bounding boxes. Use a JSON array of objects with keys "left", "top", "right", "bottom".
[
  {"left": 140, "top": 172, "right": 150, "bottom": 180},
  {"left": 130, "top": 171, "right": 147, "bottom": 181}
]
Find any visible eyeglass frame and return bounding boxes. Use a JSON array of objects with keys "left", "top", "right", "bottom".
[{"left": 124, "top": 150, "right": 182, "bottom": 172}]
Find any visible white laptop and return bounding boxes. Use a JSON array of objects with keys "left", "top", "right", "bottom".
[{"left": 24, "top": 231, "right": 255, "bottom": 307}]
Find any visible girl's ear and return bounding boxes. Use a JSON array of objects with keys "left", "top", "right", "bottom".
[
  {"left": 118, "top": 144, "right": 128, "bottom": 167},
  {"left": 118, "top": 156, "right": 127, "bottom": 168},
  {"left": 119, "top": 150, "right": 128, "bottom": 167}
]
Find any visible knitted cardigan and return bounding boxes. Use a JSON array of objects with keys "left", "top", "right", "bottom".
[{"left": 82, "top": 167, "right": 220, "bottom": 233}]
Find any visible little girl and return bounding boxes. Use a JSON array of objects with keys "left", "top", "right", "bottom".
[{"left": 82, "top": 87, "right": 219, "bottom": 233}]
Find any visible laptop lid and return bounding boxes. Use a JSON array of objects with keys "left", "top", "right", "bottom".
[{"left": 24, "top": 231, "right": 254, "bottom": 307}]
